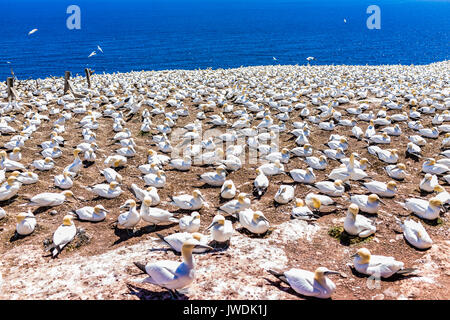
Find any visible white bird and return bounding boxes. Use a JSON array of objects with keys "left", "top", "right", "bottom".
[
  {"left": 153, "top": 232, "right": 210, "bottom": 254},
  {"left": 88, "top": 51, "right": 97, "bottom": 58},
  {"left": 72, "top": 205, "right": 109, "bottom": 222},
  {"left": 290, "top": 167, "right": 315, "bottom": 184},
  {"left": 352, "top": 248, "right": 416, "bottom": 278},
  {"left": 268, "top": 267, "right": 339, "bottom": 299},
  {"left": 396, "top": 218, "right": 433, "bottom": 250},
  {"left": 100, "top": 168, "right": 123, "bottom": 183},
  {"left": 238, "top": 208, "right": 270, "bottom": 234},
  {"left": 385, "top": 163, "right": 408, "bottom": 180},
  {"left": 171, "top": 190, "right": 205, "bottom": 211},
  {"left": 179, "top": 212, "right": 201, "bottom": 233},
  {"left": 199, "top": 167, "right": 226, "bottom": 187},
  {"left": 291, "top": 198, "right": 318, "bottom": 221},
  {"left": 350, "top": 194, "right": 382, "bottom": 214},
  {"left": 220, "top": 193, "right": 251, "bottom": 216},
  {"left": 133, "top": 239, "right": 213, "bottom": 296},
  {"left": 15, "top": 209, "right": 36, "bottom": 236},
  {"left": 143, "top": 170, "right": 167, "bottom": 188},
  {"left": 0, "top": 176, "right": 21, "bottom": 201},
  {"left": 314, "top": 180, "right": 345, "bottom": 197},
  {"left": 362, "top": 180, "right": 397, "bottom": 198},
  {"left": 305, "top": 193, "right": 336, "bottom": 213},
  {"left": 419, "top": 174, "right": 439, "bottom": 192},
  {"left": 206, "top": 214, "right": 233, "bottom": 243},
  {"left": 32, "top": 157, "right": 55, "bottom": 171},
  {"left": 117, "top": 199, "right": 141, "bottom": 232},
  {"left": 305, "top": 155, "right": 327, "bottom": 170},
  {"left": 254, "top": 168, "right": 269, "bottom": 197},
  {"left": 54, "top": 171, "right": 73, "bottom": 189},
  {"left": 140, "top": 197, "right": 178, "bottom": 227},
  {"left": 274, "top": 185, "right": 295, "bottom": 204},
  {"left": 422, "top": 158, "right": 448, "bottom": 175},
  {"left": 344, "top": 204, "right": 376, "bottom": 238},
  {"left": 48, "top": 215, "right": 77, "bottom": 258},
  {"left": 86, "top": 181, "right": 122, "bottom": 199},
  {"left": 169, "top": 156, "right": 191, "bottom": 171},
  {"left": 220, "top": 180, "right": 236, "bottom": 199},
  {"left": 97, "top": 45, "right": 103, "bottom": 53},
  {"left": 401, "top": 197, "right": 442, "bottom": 220},
  {"left": 258, "top": 160, "right": 284, "bottom": 176},
  {"left": 22, "top": 190, "right": 74, "bottom": 207},
  {"left": 28, "top": 28, "right": 38, "bottom": 35}
]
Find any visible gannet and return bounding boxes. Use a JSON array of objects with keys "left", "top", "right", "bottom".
[
  {"left": 32, "top": 157, "right": 55, "bottom": 171},
  {"left": 274, "top": 185, "right": 295, "bottom": 204},
  {"left": 171, "top": 190, "right": 205, "bottom": 211},
  {"left": 290, "top": 167, "right": 316, "bottom": 184},
  {"left": 207, "top": 214, "right": 233, "bottom": 243},
  {"left": 350, "top": 194, "right": 382, "bottom": 214},
  {"left": 220, "top": 180, "right": 236, "bottom": 199},
  {"left": 396, "top": 218, "right": 433, "bottom": 250},
  {"left": 1, "top": 152, "right": 26, "bottom": 172},
  {"left": 238, "top": 208, "right": 270, "bottom": 234},
  {"left": 86, "top": 181, "right": 122, "bottom": 199},
  {"left": 15, "top": 209, "right": 36, "bottom": 236},
  {"left": 268, "top": 267, "right": 339, "bottom": 299},
  {"left": 352, "top": 248, "right": 416, "bottom": 278},
  {"left": 22, "top": 190, "right": 74, "bottom": 207},
  {"left": 433, "top": 185, "right": 450, "bottom": 205},
  {"left": 362, "top": 180, "right": 397, "bottom": 198},
  {"left": 258, "top": 160, "right": 284, "bottom": 176},
  {"left": 344, "top": 204, "right": 376, "bottom": 238},
  {"left": 419, "top": 174, "right": 439, "bottom": 192},
  {"left": 100, "top": 167, "right": 123, "bottom": 183},
  {"left": 291, "top": 198, "right": 319, "bottom": 221},
  {"left": 133, "top": 239, "right": 213, "bottom": 297},
  {"left": 422, "top": 158, "right": 448, "bottom": 175},
  {"left": 305, "top": 155, "right": 328, "bottom": 170},
  {"left": 0, "top": 176, "right": 21, "bottom": 201},
  {"left": 254, "top": 168, "right": 269, "bottom": 197},
  {"left": 72, "top": 205, "right": 108, "bottom": 222},
  {"left": 48, "top": 215, "right": 77, "bottom": 258},
  {"left": 291, "top": 144, "right": 313, "bottom": 157},
  {"left": 199, "top": 167, "right": 226, "bottom": 187},
  {"left": 385, "top": 163, "right": 408, "bottom": 180},
  {"left": 305, "top": 193, "right": 336, "bottom": 213},
  {"left": 117, "top": 199, "right": 141, "bottom": 232},
  {"left": 54, "top": 171, "right": 73, "bottom": 189},
  {"left": 154, "top": 232, "right": 210, "bottom": 253},
  {"left": 129, "top": 183, "right": 160, "bottom": 205},
  {"left": 401, "top": 197, "right": 442, "bottom": 220},
  {"left": 220, "top": 193, "right": 251, "bottom": 216},
  {"left": 141, "top": 197, "right": 179, "bottom": 227},
  {"left": 169, "top": 156, "right": 191, "bottom": 171},
  {"left": 314, "top": 180, "right": 345, "bottom": 197},
  {"left": 179, "top": 211, "right": 201, "bottom": 233},
  {"left": 143, "top": 170, "right": 167, "bottom": 188}
]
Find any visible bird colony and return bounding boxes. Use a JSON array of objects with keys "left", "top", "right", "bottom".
[{"left": 0, "top": 62, "right": 449, "bottom": 300}]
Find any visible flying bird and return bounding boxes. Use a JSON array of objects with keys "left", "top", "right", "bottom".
[
  {"left": 88, "top": 51, "right": 97, "bottom": 58},
  {"left": 28, "top": 29, "right": 38, "bottom": 36},
  {"left": 97, "top": 45, "right": 103, "bottom": 53}
]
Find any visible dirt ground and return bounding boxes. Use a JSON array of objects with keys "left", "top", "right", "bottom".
[{"left": 0, "top": 63, "right": 449, "bottom": 300}]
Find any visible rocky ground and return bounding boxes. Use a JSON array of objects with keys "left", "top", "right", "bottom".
[{"left": 0, "top": 63, "right": 449, "bottom": 300}]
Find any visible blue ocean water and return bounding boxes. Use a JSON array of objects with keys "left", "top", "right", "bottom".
[{"left": 0, "top": 0, "right": 449, "bottom": 80}]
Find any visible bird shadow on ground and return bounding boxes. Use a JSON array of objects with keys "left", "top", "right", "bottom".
[
  {"left": 82, "top": 161, "right": 95, "bottom": 168},
  {"left": 263, "top": 277, "right": 332, "bottom": 300},
  {"left": 236, "top": 227, "right": 274, "bottom": 239},
  {"left": 0, "top": 195, "right": 19, "bottom": 206},
  {"left": 125, "top": 283, "right": 189, "bottom": 300},
  {"left": 33, "top": 206, "right": 53, "bottom": 215},
  {"left": 348, "top": 266, "right": 419, "bottom": 282},
  {"left": 112, "top": 223, "right": 177, "bottom": 246},
  {"left": 9, "top": 232, "right": 27, "bottom": 242}
]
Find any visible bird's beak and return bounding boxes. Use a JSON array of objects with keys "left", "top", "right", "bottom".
[
  {"left": 199, "top": 195, "right": 205, "bottom": 201},
  {"left": 120, "top": 204, "right": 128, "bottom": 209},
  {"left": 194, "top": 244, "right": 213, "bottom": 251},
  {"left": 260, "top": 215, "right": 269, "bottom": 222},
  {"left": 206, "top": 222, "right": 218, "bottom": 230},
  {"left": 350, "top": 253, "right": 358, "bottom": 258},
  {"left": 379, "top": 199, "right": 386, "bottom": 205},
  {"left": 324, "top": 270, "right": 341, "bottom": 276}
]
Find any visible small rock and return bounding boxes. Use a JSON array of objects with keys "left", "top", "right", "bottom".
[
  {"left": 316, "top": 252, "right": 322, "bottom": 256},
  {"left": 49, "top": 210, "right": 58, "bottom": 216},
  {"left": 372, "top": 294, "right": 384, "bottom": 300},
  {"left": 373, "top": 237, "right": 380, "bottom": 243},
  {"left": 395, "top": 234, "right": 404, "bottom": 240},
  {"left": 383, "top": 287, "right": 398, "bottom": 298},
  {"left": 389, "top": 239, "right": 395, "bottom": 243}
]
